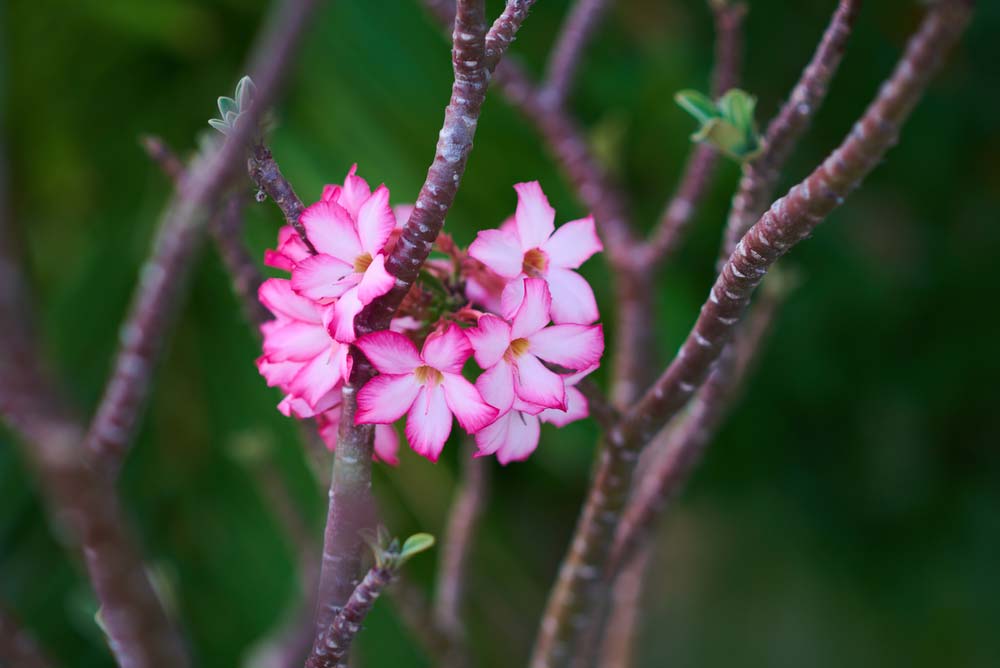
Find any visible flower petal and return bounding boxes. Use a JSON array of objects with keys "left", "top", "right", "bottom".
[
  {"left": 513, "top": 353, "right": 566, "bottom": 410},
  {"left": 355, "top": 253, "right": 395, "bottom": 305},
  {"left": 257, "top": 355, "right": 300, "bottom": 388},
  {"left": 511, "top": 277, "right": 552, "bottom": 339},
  {"left": 475, "top": 359, "right": 515, "bottom": 415},
  {"left": 329, "top": 287, "right": 364, "bottom": 343},
  {"left": 300, "top": 199, "right": 362, "bottom": 262},
  {"left": 339, "top": 165, "right": 372, "bottom": 217},
  {"left": 545, "top": 268, "right": 600, "bottom": 325},
  {"left": 467, "top": 314, "right": 512, "bottom": 368},
  {"left": 542, "top": 216, "right": 602, "bottom": 269},
  {"left": 495, "top": 413, "right": 542, "bottom": 464},
  {"left": 540, "top": 385, "right": 589, "bottom": 427},
  {"left": 261, "top": 321, "right": 330, "bottom": 362},
  {"left": 468, "top": 229, "right": 524, "bottom": 279},
  {"left": 290, "top": 254, "right": 355, "bottom": 303},
  {"left": 421, "top": 324, "right": 472, "bottom": 373},
  {"left": 374, "top": 424, "right": 400, "bottom": 465},
  {"left": 288, "top": 349, "right": 346, "bottom": 408},
  {"left": 265, "top": 226, "right": 311, "bottom": 271},
  {"left": 405, "top": 385, "right": 453, "bottom": 462},
  {"left": 356, "top": 330, "right": 422, "bottom": 375},
  {"left": 356, "top": 374, "right": 420, "bottom": 424},
  {"left": 259, "top": 278, "right": 321, "bottom": 323},
  {"left": 357, "top": 185, "right": 396, "bottom": 254},
  {"left": 513, "top": 181, "right": 555, "bottom": 249},
  {"left": 528, "top": 324, "right": 604, "bottom": 370},
  {"left": 442, "top": 373, "right": 499, "bottom": 433}
]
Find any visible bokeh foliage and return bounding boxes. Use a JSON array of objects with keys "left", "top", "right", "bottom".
[{"left": 2, "top": 1, "right": 999, "bottom": 666}]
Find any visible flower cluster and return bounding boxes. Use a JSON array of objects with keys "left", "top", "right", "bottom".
[{"left": 257, "top": 168, "right": 604, "bottom": 464}]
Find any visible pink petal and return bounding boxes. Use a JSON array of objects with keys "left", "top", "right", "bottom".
[
  {"left": 467, "top": 314, "right": 512, "bottom": 368},
  {"left": 374, "top": 424, "right": 400, "bottom": 465},
  {"left": 405, "top": 385, "right": 453, "bottom": 462},
  {"left": 540, "top": 386, "right": 589, "bottom": 427},
  {"left": 513, "top": 181, "right": 555, "bottom": 249},
  {"left": 496, "top": 413, "right": 542, "bottom": 464},
  {"left": 290, "top": 254, "right": 354, "bottom": 304},
  {"left": 392, "top": 203, "right": 414, "bottom": 229},
  {"left": 321, "top": 184, "right": 342, "bottom": 202},
  {"left": 356, "top": 330, "right": 423, "bottom": 375},
  {"left": 259, "top": 278, "right": 321, "bottom": 324},
  {"left": 475, "top": 359, "right": 515, "bottom": 415},
  {"left": 545, "top": 268, "right": 600, "bottom": 325},
  {"left": 288, "top": 349, "right": 346, "bottom": 408},
  {"left": 357, "top": 185, "right": 396, "bottom": 254},
  {"left": 442, "top": 373, "right": 499, "bottom": 433},
  {"left": 257, "top": 355, "right": 300, "bottom": 388},
  {"left": 339, "top": 165, "right": 372, "bottom": 217},
  {"left": 528, "top": 324, "right": 604, "bottom": 370},
  {"left": 511, "top": 278, "right": 552, "bottom": 339},
  {"left": 468, "top": 229, "right": 524, "bottom": 279},
  {"left": 282, "top": 386, "right": 341, "bottom": 419},
  {"left": 542, "top": 216, "right": 602, "bottom": 269},
  {"left": 265, "top": 226, "right": 311, "bottom": 271},
  {"left": 261, "top": 321, "right": 330, "bottom": 362},
  {"left": 421, "top": 324, "right": 472, "bottom": 374},
  {"left": 356, "top": 374, "right": 420, "bottom": 424},
  {"left": 300, "top": 199, "right": 362, "bottom": 262},
  {"left": 329, "top": 287, "right": 364, "bottom": 343},
  {"left": 355, "top": 253, "right": 395, "bottom": 305},
  {"left": 464, "top": 273, "right": 504, "bottom": 314},
  {"left": 513, "top": 353, "right": 566, "bottom": 410}
]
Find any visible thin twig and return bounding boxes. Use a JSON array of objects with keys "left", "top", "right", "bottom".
[
  {"left": 84, "top": 0, "right": 322, "bottom": 476},
  {"left": 247, "top": 143, "right": 316, "bottom": 253},
  {"left": 433, "top": 449, "right": 489, "bottom": 667},
  {"left": 540, "top": 0, "right": 610, "bottom": 109},
  {"left": 0, "top": 607, "right": 56, "bottom": 668},
  {"left": 211, "top": 194, "right": 273, "bottom": 329},
  {"left": 307, "top": 565, "right": 396, "bottom": 668},
  {"left": 530, "top": 3, "right": 972, "bottom": 664},
  {"left": 641, "top": 1, "right": 746, "bottom": 267}
]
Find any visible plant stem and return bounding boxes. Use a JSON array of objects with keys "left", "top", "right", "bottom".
[
  {"left": 540, "top": 0, "right": 610, "bottom": 109},
  {"left": 307, "top": 566, "right": 395, "bottom": 668}
]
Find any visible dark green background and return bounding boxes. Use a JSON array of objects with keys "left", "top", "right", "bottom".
[{"left": 2, "top": 1, "right": 998, "bottom": 666}]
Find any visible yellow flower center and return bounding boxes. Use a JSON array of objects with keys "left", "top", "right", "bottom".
[
  {"left": 522, "top": 248, "right": 548, "bottom": 277},
  {"left": 414, "top": 365, "right": 444, "bottom": 386},
  {"left": 505, "top": 338, "right": 530, "bottom": 361},
  {"left": 354, "top": 252, "right": 373, "bottom": 273}
]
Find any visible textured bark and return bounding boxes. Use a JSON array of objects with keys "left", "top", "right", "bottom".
[
  {"left": 83, "top": 0, "right": 321, "bottom": 475},
  {"left": 723, "top": 0, "right": 861, "bottom": 258},
  {"left": 307, "top": 567, "right": 394, "bottom": 668},
  {"left": 0, "top": 608, "right": 54, "bottom": 668},
  {"left": 529, "top": 3, "right": 972, "bottom": 665},
  {"left": 248, "top": 143, "right": 316, "bottom": 253},
  {"left": 434, "top": 450, "right": 490, "bottom": 667},
  {"left": 540, "top": 0, "right": 610, "bottom": 108},
  {"left": 643, "top": 1, "right": 746, "bottom": 267}
]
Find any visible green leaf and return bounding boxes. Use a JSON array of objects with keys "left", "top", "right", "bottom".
[
  {"left": 208, "top": 118, "right": 231, "bottom": 135},
  {"left": 399, "top": 533, "right": 435, "bottom": 562},
  {"left": 235, "top": 76, "right": 256, "bottom": 112},
  {"left": 217, "top": 95, "right": 238, "bottom": 118},
  {"left": 674, "top": 89, "right": 719, "bottom": 126}
]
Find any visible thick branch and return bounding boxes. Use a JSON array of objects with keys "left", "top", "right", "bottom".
[
  {"left": 530, "top": 3, "right": 972, "bottom": 664},
  {"left": 723, "top": 0, "right": 861, "bottom": 258},
  {"left": 642, "top": 1, "right": 746, "bottom": 266},
  {"left": 540, "top": 0, "right": 610, "bottom": 108},
  {"left": 307, "top": 566, "right": 395, "bottom": 668},
  {"left": 84, "top": 0, "right": 321, "bottom": 475}
]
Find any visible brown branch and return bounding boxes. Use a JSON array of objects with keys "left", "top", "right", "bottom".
[
  {"left": 594, "top": 548, "right": 648, "bottom": 668},
  {"left": 539, "top": 0, "right": 610, "bottom": 109},
  {"left": 210, "top": 194, "right": 273, "bottom": 330},
  {"left": 723, "top": 0, "right": 861, "bottom": 259},
  {"left": 641, "top": 1, "right": 746, "bottom": 267},
  {"left": 530, "top": 3, "right": 972, "bottom": 664},
  {"left": 140, "top": 135, "right": 185, "bottom": 183},
  {"left": 83, "top": 0, "right": 322, "bottom": 476},
  {"left": 433, "top": 449, "right": 489, "bottom": 667},
  {"left": 0, "top": 607, "right": 55, "bottom": 668},
  {"left": 248, "top": 143, "right": 316, "bottom": 253},
  {"left": 307, "top": 565, "right": 395, "bottom": 668}
]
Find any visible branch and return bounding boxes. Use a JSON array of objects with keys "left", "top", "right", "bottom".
[
  {"left": 84, "top": 0, "right": 322, "bottom": 476},
  {"left": 0, "top": 607, "right": 55, "bottom": 668},
  {"left": 433, "top": 449, "right": 489, "bottom": 666},
  {"left": 530, "top": 2, "right": 972, "bottom": 664},
  {"left": 540, "top": 0, "right": 610, "bottom": 109},
  {"left": 641, "top": 1, "right": 747, "bottom": 267},
  {"left": 247, "top": 143, "right": 316, "bottom": 253},
  {"left": 307, "top": 565, "right": 395, "bottom": 668},
  {"left": 723, "top": 0, "right": 861, "bottom": 258},
  {"left": 210, "top": 194, "right": 273, "bottom": 330}
]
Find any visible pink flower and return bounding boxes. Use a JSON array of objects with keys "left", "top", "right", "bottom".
[
  {"left": 316, "top": 398, "right": 400, "bottom": 466},
  {"left": 355, "top": 325, "right": 499, "bottom": 462},
  {"left": 475, "top": 366, "right": 594, "bottom": 464},
  {"left": 468, "top": 181, "right": 602, "bottom": 324},
  {"left": 466, "top": 278, "right": 604, "bottom": 415},
  {"left": 256, "top": 278, "right": 352, "bottom": 414},
  {"left": 290, "top": 167, "right": 397, "bottom": 343}
]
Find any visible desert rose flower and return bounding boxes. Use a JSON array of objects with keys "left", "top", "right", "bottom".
[
  {"left": 355, "top": 324, "right": 499, "bottom": 461},
  {"left": 466, "top": 278, "right": 604, "bottom": 414},
  {"left": 468, "top": 181, "right": 602, "bottom": 324}
]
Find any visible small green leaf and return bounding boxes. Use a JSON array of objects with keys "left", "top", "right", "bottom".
[
  {"left": 235, "top": 76, "right": 256, "bottom": 112},
  {"left": 399, "top": 533, "right": 435, "bottom": 562},
  {"left": 674, "top": 90, "right": 719, "bottom": 125},
  {"left": 218, "top": 95, "right": 238, "bottom": 118},
  {"left": 208, "top": 118, "right": 231, "bottom": 135}
]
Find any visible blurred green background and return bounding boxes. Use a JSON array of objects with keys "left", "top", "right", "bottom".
[{"left": 2, "top": 1, "right": 999, "bottom": 666}]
